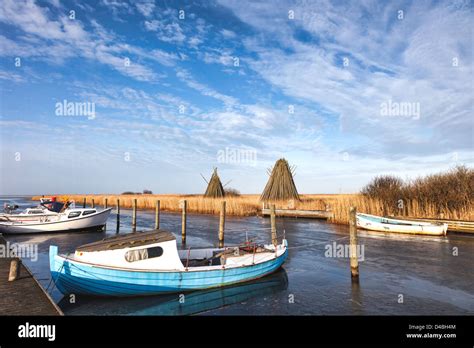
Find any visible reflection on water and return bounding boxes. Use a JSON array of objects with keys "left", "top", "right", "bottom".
[
  {"left": 350, "top": 281, "right": 363, "bottom": 314},
  {"left": 3, "top": 196, "right": 474, "bottom": 315},
  {"left": 59, "top": 269, "right": 288, "bottom": 315}
]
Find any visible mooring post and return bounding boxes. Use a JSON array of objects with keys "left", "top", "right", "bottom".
[
  {"left": 219, "top": 201, "right": 226, "bottom": 248},
  {"left": 155, "top": 200, "right": 160, "bottom": 230},
  {"left": 116, "top": 199, "right": 120, "bottom": 233},
  {"left": 104, "top": 198, "right": 108, "bottom": 209},
  {"left": 349, "top": 206, "right": 360, "bottom": 282},
  {"left": 181, "top": 200, "right": 187, "bottom": 244},
  {"left": 132, "top": 198, "right": 137, "bottom": 232},
  {"left": 91, "top": 198, "right": 95, "bottom": 208},
  {"left": 270, "top": 204, "right": 277, "bottom": 246},
  {"left": 8, "top": 259, "right": 21, "bottom": 281},
  {"left": 83, "top": 197, "right": 86, "bottom": 208}
]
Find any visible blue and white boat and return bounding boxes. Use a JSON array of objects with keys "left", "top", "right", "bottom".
[
  {"left": 50, "top": 229, "right": 288, "bottom": 297},
  {"left": 356, "top": 213, "right": 448, "bottom": 236}
]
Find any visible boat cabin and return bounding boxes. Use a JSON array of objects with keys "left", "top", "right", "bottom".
[
  {"left": 71, "top": 230, "right": 276, "bottom": 271},
  {"left": 73, "top": 230, "right": 186, "bottom": 270}
]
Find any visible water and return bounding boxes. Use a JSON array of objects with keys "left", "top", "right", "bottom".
[{"left": 2, "top": 196, "right": 474, "bottom": 315}]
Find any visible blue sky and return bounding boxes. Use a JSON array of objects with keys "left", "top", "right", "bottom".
[{"left": 0, "top": 0, "right": 472, "bottom": 195}]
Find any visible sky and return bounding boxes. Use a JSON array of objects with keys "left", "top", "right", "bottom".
[{"left": 0, "top": 0, "right": 472, "bottom": 195}]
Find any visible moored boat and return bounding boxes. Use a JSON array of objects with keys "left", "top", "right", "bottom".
[
  {"left": 0, "top": 199, "right": 111, "bottom": 234},
  {"left": 50, "top": 229, "right": 288, "bottom": 297},
  {"left": 1, "top": 197, "right": 61, "bottom": 222},
  {"left": 356, "top": 213, "right": 448, "bottom": 236}
]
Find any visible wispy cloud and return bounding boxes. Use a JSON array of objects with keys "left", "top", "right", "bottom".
[
  {"left": 0, "top": 0, "right": 169, "bottom": 81},
  {"left": 176, "top": 68, "right": 239, "bottom": 107},
  {"left": 135, "top": 1, "right": 156, "bottom": 18},
  {"left": 219, "top": 0, "right": 473, "bottom": 159},
  {"left": 0, "top": 0, "right": 472, "bottom": 194}
]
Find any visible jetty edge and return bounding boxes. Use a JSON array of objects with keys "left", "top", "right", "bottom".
[{"left": 0, "top": 234, "right": 62, "bottom": 315}]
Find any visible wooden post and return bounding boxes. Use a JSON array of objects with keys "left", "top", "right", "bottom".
[
  {"left": 219, "top": 201, "right": 226, "bottom": 248},
  {"left": 349, "top": 206, "right": 360, "bottom": 282},
  {"left": 155, "top": 200, "right": 160, "bottom": 230},
  {"left": 104, "top": 198, "right": 108, "bottom": 209},
  {"left": 181, "top": 200, "right": 187, "bottom": 244},
  {"left": 132, "top": 199, "right": 137, "bottom": 232},
  {"left": 8, "top": 259, "right": 21, "bottom": 281},
  {"left": 91, "top": 198, "right": 95, "bottom": 208},
  {"left": 83, "top": 197, "right": 86, "bottom": 208},
  {"left": 116, "top": 199, "right": 120, "bottom": 233},
  {"left": 270, "top": 204, "right": 277, "bottom": 246}
]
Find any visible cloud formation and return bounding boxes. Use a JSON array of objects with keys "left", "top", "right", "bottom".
[{"left": 0, "top": 0, "right": 472, "bottom": 194}]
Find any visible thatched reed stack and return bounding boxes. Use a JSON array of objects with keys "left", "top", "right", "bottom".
[
  {"left": 260, "top": 158, "right": 300, "bottom": 202},
  {"left": 204, "top": 168, "right": 225, "bottom": 198}
]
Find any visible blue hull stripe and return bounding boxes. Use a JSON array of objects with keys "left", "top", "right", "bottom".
[{"left": 50, "top": 247, "right": 288, "bottom": 297}]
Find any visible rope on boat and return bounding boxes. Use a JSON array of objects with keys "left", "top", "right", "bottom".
[{"left": 46, "top": 254, "right": 69, "bottom": 293}]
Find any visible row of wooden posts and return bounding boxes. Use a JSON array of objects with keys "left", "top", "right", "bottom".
[
  {"left": 8, "top": 201, "right": 359, "bottom": 282},
  {"left": 97, "top": 197, "right": 357, "bottom": 283},
  {"left": 82, "top": 197, "right": 279, "bottom": 249},
  {"left": 82, "top": 197, "right": 359, "bottom": 282}
]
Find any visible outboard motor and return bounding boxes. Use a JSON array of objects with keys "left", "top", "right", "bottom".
[{"left": 3, "top": 202, "right": 19, "bottom": 213}]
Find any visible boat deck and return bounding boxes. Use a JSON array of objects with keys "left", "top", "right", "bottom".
[
  {"left": 76, "top": 229, "right": 175, "bottom": 251},
  {"left": 0, "top": 235, "right": 62, "bottom": 315}
]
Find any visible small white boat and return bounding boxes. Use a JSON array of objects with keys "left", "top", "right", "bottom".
[
  {"left": 0, "top": 199, "right": 111, "bottom": 234},
  {"left": 1, "top": 197, "right": 71, "bottom": 222},
  {"left": 0, "top": 206, "right": 58, "bottom": 222},
  {"left": 50, "top": 229, "right": 288, "bottom": 297},
  {"left": 356, "top": 213, "right": 448, "bottom": 236}
]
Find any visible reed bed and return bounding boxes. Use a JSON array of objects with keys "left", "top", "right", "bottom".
[
  {"left": 31, "top": 192, "right": 473, "bottom": 223},
  {"left": 32, "top": 194, "right": 262, "bottom": 216}
]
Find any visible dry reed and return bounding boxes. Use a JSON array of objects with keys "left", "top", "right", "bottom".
[{"left": 31, "top": 193, "right": 474, "bottom": 223}]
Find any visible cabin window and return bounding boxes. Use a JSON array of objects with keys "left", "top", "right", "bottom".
[
  {"left": 68, "top": 211, "right": 81, "bottom": 218},
  {"left": 125, "top": 246, "right": 164, "bottom": 262},
  {"left": 28, "top": 210, "right": 44, "bottom": 214},
  {"left": 82, "top": 210, "right": 96, "bottom": 216}
]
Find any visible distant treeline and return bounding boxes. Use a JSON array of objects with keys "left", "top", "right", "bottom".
[
  {"left": 121, "top": 188, "right": 240, "bottom": 196},
  {"left": 361, "top": 165, "right": 473, "bottom": 215},
  {"left": 122, "top": 190, "right": 153, "bottom": 195}
]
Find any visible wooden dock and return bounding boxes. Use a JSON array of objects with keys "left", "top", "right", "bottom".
[
  {"left": 0, "top": 235, "right": 62, "bottom": 315},
  {"left": 392, "top": 217, "right": 474, "bottom": 234},
  {"left": 261, "top": 208, "right": 333, "bottom": 219}
]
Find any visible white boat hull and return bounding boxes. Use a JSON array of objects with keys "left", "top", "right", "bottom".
[
  {"left": 356, "top": 213, "right": 448, "bottom": 236},
  {"left": 0, "top": 209, "right": 112, "bottom": 234}
]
